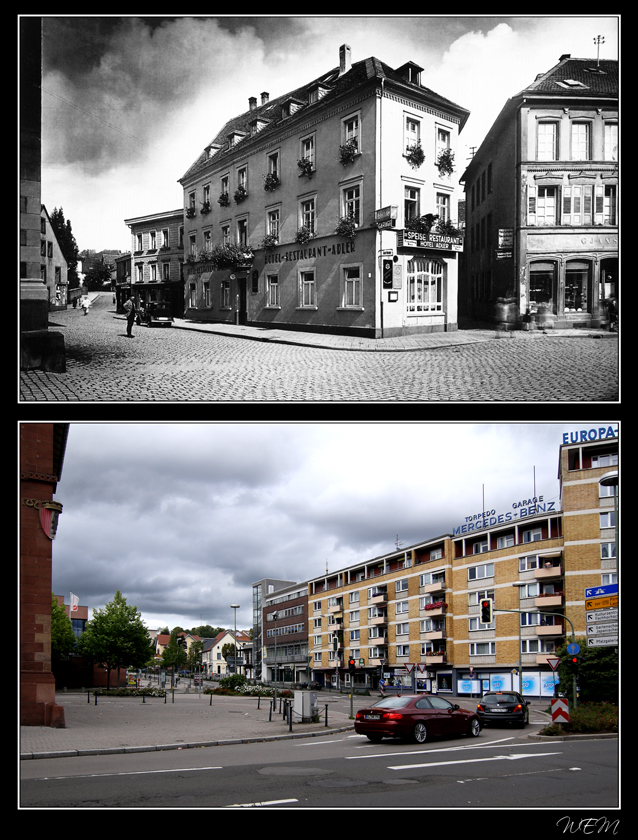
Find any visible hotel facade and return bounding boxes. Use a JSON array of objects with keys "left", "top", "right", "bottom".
[
  {"left": 178, "top": 45, "right": 469, "bottom": 338},
  {"left": 260, "top": 426, "right": 618, "bottom": 698}
]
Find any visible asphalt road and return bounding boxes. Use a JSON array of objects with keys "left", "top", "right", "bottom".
[
  {"left": 20, "top": 730, "right": 618, "bottom": 809},
  {"left": 20, "top": 295, "right": 619, "bottom": 402}
]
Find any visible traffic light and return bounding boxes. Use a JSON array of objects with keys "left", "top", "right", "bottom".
[
  {"left": 570, "top": 656, "right": 579, "bottom": 674},
  {"left": 348, "top": 657, "right": 356, "bottom": 675},
  {"left": 480, "top": 598, "right": 493, "bottom": 624},
  {"left": 382, "top": 259, "right": 393, "bottom": 289}
]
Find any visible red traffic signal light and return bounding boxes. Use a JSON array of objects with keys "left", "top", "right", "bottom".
[
  {"left": 480, "top": 599, "right": 493, "bottom": 624},
  {"left": 348, "top": 658, "right": 356, "bottom": 674}
]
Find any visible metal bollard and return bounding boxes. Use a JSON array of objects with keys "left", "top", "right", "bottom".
[{"left": 324, "top": 703, "right": 329, "bottom": 727}]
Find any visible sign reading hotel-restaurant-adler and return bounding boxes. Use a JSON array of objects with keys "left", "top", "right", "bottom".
[{"left": 397, "top": 230, "right": 463, "bottom": 252}]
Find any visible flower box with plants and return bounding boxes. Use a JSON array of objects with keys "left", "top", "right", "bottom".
[
  {"left": 338, "top": 138, "right": 359, "bottom": 166},
  {"left": 295, "top": 225, "right": 315, "bottom": 244},
  {"left": 405, "top": 141, "right": 425, "bottom": 170},
  {"left": 200, "top": 200, "right": 211, "bottom": 214},
  {"left": 185, "top": 207, "right": 196, "bottom": 219},
  {"left": 218, "top": 192, "right": 230, "bottom": 207},
  {"left": 335, "top": 214, "right": 359, "bottom": 240},
  {"left": 234, "top": 185, "right": 248, "bottom": 204},
  {"left": 263, "top": 172, "right": 281, "bottom": 192},
  {"left": 437, "top": 148, "right": 455, "bottom": 178},
  {"left": 261, "top": 233, "right": 279, "bottom": 251},
  {"left": 297, "top": 157, "right": 314, "bottom": 178},
  {"left": 208, "top": 242, "right": 254, "bottom": 270}
]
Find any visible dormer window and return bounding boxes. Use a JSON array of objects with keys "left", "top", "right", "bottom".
[
  {"left": 228, "top": 130, "right": 247, "bottom": 147},
  {"left": 282, "top": 97, "right": 305, "bottom": 119},
  {"left": 308, "top": 83, "right": 330, "bottom": 104},
  {"left": 556, "top": 78, "right": 589, "bottom": 89},
  {"left": 396, "top": 61, "right": 424, "bottom": 86}
]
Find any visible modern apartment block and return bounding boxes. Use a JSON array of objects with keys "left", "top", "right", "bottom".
[
  {"left": 273, "top": 426, "right": 617, "bottom": 698},
  {"left": 178, "top": 44, "right": 469, "bottom": 337},
  {"left": 460, "top": 55, "right": 618, "bottom": 329}
]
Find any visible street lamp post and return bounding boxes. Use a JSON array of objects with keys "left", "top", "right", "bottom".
[
  {"left": 230, "top": 604, "right": 240, "bottom": 676},
  {"left": 273, "top": 611, "right": 279, "bottom": 707}
]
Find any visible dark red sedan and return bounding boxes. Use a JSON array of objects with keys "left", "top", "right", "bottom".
[{"left": 354, "top": 694, "right": 482, "bottom": 743}]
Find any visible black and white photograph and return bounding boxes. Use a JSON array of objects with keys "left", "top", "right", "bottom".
[{"left": 20, "top": 16, "right": 619, "bottom": 401}]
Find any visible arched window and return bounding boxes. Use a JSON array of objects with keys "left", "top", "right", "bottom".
[{"left": 406, "top": 258, "right": 443, "bottom": 313}]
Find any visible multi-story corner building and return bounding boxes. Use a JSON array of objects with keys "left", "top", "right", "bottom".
[
  {"left": 298, "top": 425, "right": 617, "bottom": 697},
  {"left": 178, "top": 44, "right": 469, "bottom": 338},
  {"left": 123, "top": 209, "right": 185, "bottom": 316},
  {"left": 251, "top": 577, "right": 296, "bottom": 681},
  {"left": 460, "top": 54, "right": 618, "bottom": 329},
  {"left": 263, "top": 582, "right": 311, "bottom": 686}
]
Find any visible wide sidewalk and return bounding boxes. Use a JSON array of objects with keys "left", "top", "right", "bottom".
[{"left": 20, "top": 690, "right": 557, "bottom": 760}]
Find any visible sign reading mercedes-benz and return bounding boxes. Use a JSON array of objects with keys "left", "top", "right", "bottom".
[{"left": 398, "top": 230, "right": 463, "bottom": 252}]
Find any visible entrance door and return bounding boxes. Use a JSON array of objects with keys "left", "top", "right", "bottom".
[{"left": 238, "top": 276, "right": 247, "bottom": 325}]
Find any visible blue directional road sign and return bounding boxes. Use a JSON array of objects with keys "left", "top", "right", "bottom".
[
  {"left": 566, "top": 643, "right": 580, "bottom": 655},
  {"left": 584, "top": 584, "right": 618, "bottom": 598}
]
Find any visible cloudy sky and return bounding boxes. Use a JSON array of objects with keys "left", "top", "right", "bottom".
[
  {"left": 48, "top": 422, "right": 618, "bottom": 634},
  {"left": 38, "top": 15, "right": 619, "bottom": 254}
]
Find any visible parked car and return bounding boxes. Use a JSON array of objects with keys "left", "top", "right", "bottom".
[
  {"left": 137, "top": 301, "right": 173, "bottom": 327},
  {"left": 354, "top": 694, "right": 481, "bottom": 744},
  {"left": 301, "top": 681, "right": 322, "bottom": 690},
  {"left": 476, "top": 691, "right": 530, "bottom": 727}
]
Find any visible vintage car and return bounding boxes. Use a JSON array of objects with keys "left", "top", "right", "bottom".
[{"left": 137, "top": 301, "right": 173, "bottom": 327}]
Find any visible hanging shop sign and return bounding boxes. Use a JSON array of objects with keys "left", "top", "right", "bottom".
[
  {"left": 397, "top": 230, "right": 464, "bottom": 252},
  {"left": 375, "top": 206, "right": 398, "bottom": 229}
]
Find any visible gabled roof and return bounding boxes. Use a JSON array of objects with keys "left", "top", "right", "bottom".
[
  {"left": 516, "top": 56, "right": 618, "bottom": 98},
  {"left": 179, "top": 54, "right": 469, "bottom": 183}
]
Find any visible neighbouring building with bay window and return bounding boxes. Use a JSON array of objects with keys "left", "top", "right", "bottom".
[
  {"left": 178, "top": 44, "right": 469, "bottom": 337},
  {"left": 460, "top": 54, "right": 618, "bottom": 329}
]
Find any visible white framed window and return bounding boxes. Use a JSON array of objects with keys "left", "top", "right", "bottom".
[
  {"left": 350, "top": 629, "right": 360, "bottom": 641},
  {"left": 497, "top": 534, "right": 514, "bottom": 549},
  {"left": 300, "top": 134, "right": 315, "bottom": 168},
  {"left": 237, "top": 165, "right": 247, "bottom": 190},
  {"left": 405, "top": 115, "right": 420, "bottom": 152},
  {"left": 468, "top": 563, "right": 494, "bottom": 581},
  {"left": 150, "top": 263, "right": 157, "bottom": 282},
  {"left": 298, "top": 269, "right": 316, "bottom": 308},
  {"left": 369, "top": 626, "right": 382, "bottom": 639},
  {"left": 349, "top": 591, "right": 359, "bottom": 603},
  {"left": 221, "top": 223, "right": 230, "bottom": 246},
  {"left": 189, "top": 234, "right": 197, "bottom": 257},
  {"left": 520, "top": 612, "right": 541, "bottom": 626},
  {"left": 162, "top": 229, "right": 169, "bottom": 247},
  {"left": 537, "top": 122, "right": 558, "bottom": 161},
  {"left": 430, "top": 547, "right": 443, "bottom": 561},
  {"left": 267, "top": 151, "right": 279, "bottom": 178},
  {"left": 220, "top": 174, "right": 229, "bottom": 197},
  {"left": 571, "top": 121, "right": 591, "bottom": 160},
  {"left": 604, "top": 123, "right": 618, "bottom": 161},
  {"left": 350, "top": 610, "right": 360, "bottom": 623},
  {"left": 266, "top": 208, "right": 280, "bottom": 240},
  {"left": 436, "top": 192, "right": 450, "bottom": 222},
  {"left": 203, "top": 184, "right": 211, "bottom": 204},
  {"left": 602, "top": 573, "right": 617, "bottom": 586},
  {"left": 406, "top": 257, "right": 443, "bottom": 313},
  {"left": 203, "top": 281, "right": 210, "bottom": 307},
  {"left": 600, "top": 511, "right": 616, "bottom": 528},
  {"left": 313, "top": 651, "right": 322, "bottom": 663},
  {"left": 396, "top": 623, "right": 410, "bottom": 636},
  {"left": 237, "top": 218, "right": 248, "bottom": 248},
  {"left": 396, "top": 579, "right": 409, "bottom": 593},
  {"left": 203, "top": 229, "right": 212, "bottom": 252},
  {"left": 519, "top": 583, "right": 540, "bottom": 598},
  {"left": 436, "top": 126, "right": 451, "bottom": 155},
  {"left": 468, "top": 589, "right": 494, "bottom": 606},
  {"left": 522, "top": 527, "right": 543, "bottom": 543},
  {"left": 531, "top": 186, "right": 557, "bottom": 225},
  {"left": 519, "top": 555, "right": 540, "bottom": 571},
  {"left": 404, "top": 186, "right": 420, "bottom": 223},
  {"left": 601, "top": 543, "right": 616, "bottom": 559},
  {"left": 188, "top": 283, "right": 196, "bottom": 308},
  {"left": 342, "top": 182, "right": 361, "bottom": 224},
  {"left": 342, "top": 112, "right": 361, "bottom": 149},
  {"left": 592, "top": 452, "right": 618, "bottom": 468},
  {"left": 300, "top": 197, "right": 316, "bottom": 234},
  {"left": 420, "top": 571, "right": 445, "bottom": 587},
  {"left": 266, "top": 274, "right": 280, "bottom": 308},
  {"left": 313, "top": 635, "right": 322, "bottom": 647},
  {"left": 473, "top": 540, "right": 489, "bottom": 554},
  {"left": 136, "top": 233, "right": 143, "bottom": 251},
  {"left": 149, "top": 230, "right": 157, "bottom": 250},
  {"left": 397, "top": 645, "right": 410, "bottom": 657},
  {"left": 395, "top": 601, "right": 409, "bottom": 615},
  {"left": 221, "top": 280, "right": 231, "bottom": 309},
  {"left": 470, "top": 642, "right": 496, "bottom": 656}
]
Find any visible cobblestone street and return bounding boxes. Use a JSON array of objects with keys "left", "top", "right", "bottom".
[{"left": 20, "top": 295, "right": 618, "bottom": 402}]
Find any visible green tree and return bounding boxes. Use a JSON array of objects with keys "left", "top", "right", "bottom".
[
  {"left": 50, "top": 592, "right": 76, "bottom": 664},
  {"left": 77, "top": 590, "right": 154, "bottom": 689},
  {"left": 187, "top": 639, "right": 203, "bottom": 672},
  {"left": 555, "top": 637, "right": 618, "bottom": 705},
  {"left": 160, "top": 629, "right": 187, "bottom": 674},
  {"left": 50, "top": 207, "right": 81, "bottom": 288}
]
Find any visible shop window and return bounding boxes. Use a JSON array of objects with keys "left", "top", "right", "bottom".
[
  {"left": 528, "top": 262, "right": 556, "bottom": 312},
  {"left": 406, "top": 257, "right": 443, "bottom": 314}
]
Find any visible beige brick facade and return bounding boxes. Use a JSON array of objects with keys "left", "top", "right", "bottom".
[{"left": 292, "top": 429, "right": 617, "bottom": 697}]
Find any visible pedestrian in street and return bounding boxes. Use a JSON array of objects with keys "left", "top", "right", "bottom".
[
  {"left": 124, "top": 296, "right": 137, "bottom": 337},
  {"left": 81, "top": 296, "right": 90, "bottom": 316},
  {"left": 606, "top": 298, "right": 618, "bottom": 332}
]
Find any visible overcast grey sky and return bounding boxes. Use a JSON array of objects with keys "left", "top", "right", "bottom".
[
  {"left": 39, "top": 15, "right": 619, "bottom": 252},
  {"left": 48, "top": 422, "right": 618, "bottom": 633}
]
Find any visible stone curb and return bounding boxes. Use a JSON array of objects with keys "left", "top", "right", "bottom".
[{"left": 20, "top": 725, "right": 355, "bottom": 760}]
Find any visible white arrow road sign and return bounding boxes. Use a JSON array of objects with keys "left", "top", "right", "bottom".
[{"left": 388, "top": 753, "right": 562, "bottom": 771}]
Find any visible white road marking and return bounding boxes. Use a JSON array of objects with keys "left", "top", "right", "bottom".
[
  {"left": 40, "top": 766, "right": 223, "bottom": 780},
  {"left": 346, "top": 737, "right": 516, "bottom": 759},
  {"left": 388, "top": 752, "right": 562, "bottom": 771},
  {"left": 226, "top": 799, "right": 298, "bottom": 807}
]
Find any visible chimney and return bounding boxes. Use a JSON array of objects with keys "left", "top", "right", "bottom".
[
  {"left": 339, "top": 44, "right": 351, "bottom": 76},
  {"left": 261, "top": 91, "right": 269, "bottom": 105},
  {"left": 249, "top": 96, "right": 257, "bottom": 111},
  {"left": 559, "top": 53, "right": 571, "bottom": 61}
]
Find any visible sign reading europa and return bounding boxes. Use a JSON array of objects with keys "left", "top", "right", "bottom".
[
  {"left": 452, "top": 496, "right": 556, "bottom": 536},
  {"left": 562, "top": 426, "right": 618, "bottom": 445}
]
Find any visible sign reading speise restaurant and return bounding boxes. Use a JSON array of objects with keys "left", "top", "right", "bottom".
[{"left": 397, "top": 230, "right": 463, "bottom": 252}]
